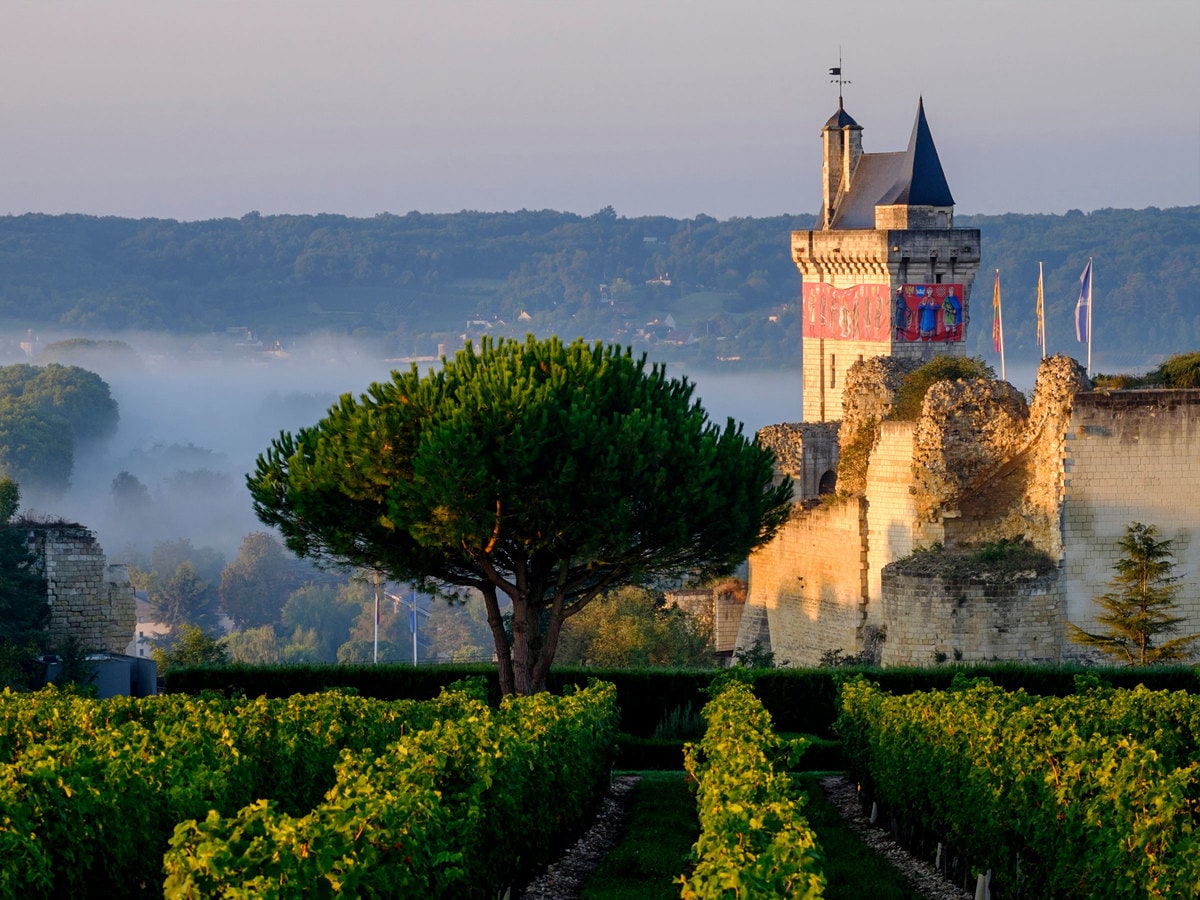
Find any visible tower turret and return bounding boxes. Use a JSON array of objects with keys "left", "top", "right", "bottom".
[
  {"left": 821, "top": 102, "right": 863, "bottom": 229},
  {"left": 794, "top": 97, "right": 981, "bottom": 422}
]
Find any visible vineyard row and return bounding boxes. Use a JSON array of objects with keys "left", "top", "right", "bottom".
[
  {"left": 681, "top": 678, "right": 826, "bottom": 899},
  {"left": 837, "top": 677, "right": 1200, "bottom": 899},
  {"left": 0, "top": 680, "right": 618, "bottom": 898}
]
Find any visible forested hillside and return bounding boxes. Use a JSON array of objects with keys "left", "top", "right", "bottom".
[
  {"left": 0, "top": 206, "right": 1195, "bottom": 370},
  {"left": 958, "top": 206, "right": 1200, "bottom": 370}
]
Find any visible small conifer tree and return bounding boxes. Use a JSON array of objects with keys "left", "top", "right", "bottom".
[{"left": 1070, "top": 522, "right": 1198, "bottom": 665}]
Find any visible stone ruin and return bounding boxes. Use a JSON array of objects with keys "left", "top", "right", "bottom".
[
  {"left": 737, "top": 354, "right": 1122, "bottom": 667},
  {"left": 25, "top": 523, "right": 136, "bottom": 655}
]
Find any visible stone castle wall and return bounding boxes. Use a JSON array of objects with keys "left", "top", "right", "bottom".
[
  {"left": 740, "top": 497, "right": 867, "bottom": 667},
  {"left": 801, "top": 336, "right": 890, "bottom": 423},
  {"left": 1062, "top": 390, "right": 1200, "bottom": 642},
  {"left": 756, "top": 421, "right": 840, "bottom": 501},
  {"left": 881, "top": 570, "right": 1064, "bottom": 666},
  {"left": 739, "top": 355, "right": 1200, "bottom": 667},
  {"left": 865, "top": 421, "right": 936, "bottom": 613},
  {"left": 938, "top": 356, "right": 1090, "bottom": 557},
  {"left": 26, "top": 525, "right": 135, "bottom": 654},
  {"left": 667, "top": 581, "right": 748, "bottom": 656}
]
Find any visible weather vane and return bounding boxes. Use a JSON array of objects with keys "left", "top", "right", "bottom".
[{"left": 829, "top": 50, "right": 850, "bottom": 108}]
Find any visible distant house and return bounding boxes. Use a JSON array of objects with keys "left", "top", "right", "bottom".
[
  {"left": 127, "top": 592, "right": 171, "bottom": 659},
  {"left": 661, "top": 329, "right": 692, "bottom": 346}
]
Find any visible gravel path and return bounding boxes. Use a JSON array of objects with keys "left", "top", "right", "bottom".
[
  {"left": 819, "top": 775, "right": 972, "bottom": 900},
  {"left": 516, "top": 775, "right": 642, "bottom": 900}
]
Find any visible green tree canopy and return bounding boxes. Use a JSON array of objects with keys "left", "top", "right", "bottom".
[
  {"left": 280, "top": 582, "right": 361, "bottom": 662},
  {"left": 146, "top": 538, "right": 226, "bottom": 589},
  {"left": 0, "top": 479, "right": 49, "bottom": 665},
  {"left": 153, "top": 624, "right": 229, "bottom": 672},
  {"left": 218, "top": 531, "right": 298, "bottom": 630},
  {"left": 110, "top": 470, "right": 152, "bottom": 515},
  {"left": 0, "top": 398, "right": 74, "bottom": 493},
  {"left": 221, "top": 625, "right": 280, "bottom": 665},
  {"left": 155, "top": 560, "right": 220, "bottom": 631},
  {"left": 890, "top": 355, "right": 996, "bottom": 421},
  {"left": 131, "top": 539, "right": 224, "bottom": 631},
  {"left": 0, "top": 363, "right": 119, "bottom": 494},
  {"left": 1070, "top": 522, "right": 1199, "bottom": 665},
  {"left": 249, "top": 335, "right": 792, "bottom": 694},
  {"left": 555, "top": 585, "right": 715, "bottom": 668},
  {"left": 0, "top": 363, "right": 119, "bottom": 444},
  {"left": 422, "top": 595, "right": 493, "bottom": 663}
]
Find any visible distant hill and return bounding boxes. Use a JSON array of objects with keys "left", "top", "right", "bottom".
[
  {"left": 0, "top": 206, "right": 1195, "bottom": 371},
  {"left": 958, "top": 207, "right": 1200, "bottom": 373}
]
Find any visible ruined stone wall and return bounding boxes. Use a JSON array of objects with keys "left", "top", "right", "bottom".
[
  {"left": 880, "top": 569, "right": 1064, "bottom": 666},
  {"left": 1062, "top": 390, "right": 1200, "bottom": 643},
  {"left": 865, "top": 421, "right": 940, "bottom": 612},
  {"left": 738, "top": 498, "right": 867, "bottom": 667},
  {"left": 26, "top": 525, "right": 135, "bottom": 654},
  {"left": 757, "top": 421, "right": 840, "bottom": 501},
  {"left": 837, "top": 356, "right": 916, "bottom": 497},
  {"left": 911, "top": 378, "right": 1030, "bottom": 525},
  {"left": 747, "top": 356, "right": 1200, "bottom": 669},
  {"left": 666, "top": 581, "right": 747, "bottom": 656},
  {"left": 935, "top": 356, "right": 1090, "bottom": 556}
]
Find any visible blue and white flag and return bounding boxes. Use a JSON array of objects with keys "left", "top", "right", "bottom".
[{"left": 1075, "top": 259, "right": 1093, "bottom": 344}]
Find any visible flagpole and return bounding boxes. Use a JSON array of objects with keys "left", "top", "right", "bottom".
[
  {"left": 411, "top": 588, "right": 418, "bottom": 667},
  {"left": 1075, "top": 257, "right": 1094, "bottom": 377},
  {"left": 373, "top": 569, "right": 381, "bottom": 665},
  {"left": 993, "top": 269, "right": 1006, "bottom": 382},
  {"left": 1087, "top": 258, "right": 1093, "bottom": 375},
  {"left": 1000, "top": 283, "right": 1006, "bottom": 382},
  {"left": 1037, "top": 261, "right": 1046, "bottom": 360}
]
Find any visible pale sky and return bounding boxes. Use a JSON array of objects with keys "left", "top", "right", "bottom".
[{"left": 2, "top": 0, "right": 1197, "bottom": 221}]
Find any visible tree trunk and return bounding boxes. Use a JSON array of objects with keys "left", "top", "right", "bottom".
[
  {"left": 480, "top": 583, "right": 515, "bottom": 697},
  {"left": 510, "top": 593, "right": 536, "bottom": 696},
  {"left": 531, "top": 595, "right": 568, "bottom": 693}
]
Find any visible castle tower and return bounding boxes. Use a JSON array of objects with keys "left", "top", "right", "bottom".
[{"left": 795, "top": 97, "right": 981, "bottom": 422}]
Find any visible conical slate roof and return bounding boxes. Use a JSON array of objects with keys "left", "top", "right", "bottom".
[
  {"left": 823, "top": 101, "right": 860, "bottom": 130},
  {"left": 879, "top": 97, "right": 954, "bottom": 207}
]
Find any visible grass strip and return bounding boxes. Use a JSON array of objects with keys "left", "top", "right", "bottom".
[
  {"left": 579, "top": 770, "right": 927, "bottom": 900},
  {"left": 795, "top": 772, "right": 927, "bottom": 900},
  {"left": 579, "top": 771, "right": 698, "bottom": 900}
]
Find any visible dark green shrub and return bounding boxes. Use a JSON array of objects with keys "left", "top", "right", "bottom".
[
  {"left": 1147, "top": 351, "right": 1200, "bottom": 388},
  {"left": 890, "top": 355, "right": 995, "bottom": 421}
]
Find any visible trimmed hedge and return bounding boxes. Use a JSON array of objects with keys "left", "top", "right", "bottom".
[{"left": 167, "top": 662, "right": 1200, "bottom": 741}]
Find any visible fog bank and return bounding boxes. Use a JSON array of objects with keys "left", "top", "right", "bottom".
[{"left": 14, "top": 332, "right": 804, "bottom": 568}]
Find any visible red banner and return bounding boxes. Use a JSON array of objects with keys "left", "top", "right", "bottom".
[
  {"left": 802, "top": 282, "right": 964, "bottom": 343},
  {"left": 802, "top": 283, "right": 891, "bottom": 341},
  {"left": 895, "top": 283, "right": 964, "bottom": 343}
]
